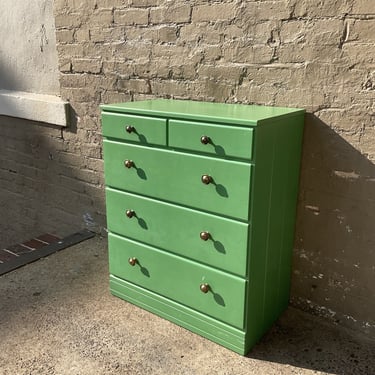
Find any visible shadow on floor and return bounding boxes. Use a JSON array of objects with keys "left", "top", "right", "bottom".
[{"left": 249, "top": 306, "right": 374, "bottom": 375}]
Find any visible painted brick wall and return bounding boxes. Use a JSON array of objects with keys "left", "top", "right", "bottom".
[
  {"left": 1, "top": 0, "right": 373, "bottom": 336},
  {"left": 0, "top": 115, "right": 106, "bottom": 247}
]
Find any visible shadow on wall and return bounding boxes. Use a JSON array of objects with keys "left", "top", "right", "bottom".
[
  {"left": 0, "top": 117, "right": 66, "bottom": 248},
  {"left": 0, "top": 60, "right": 98, "bottom": 249},
  {"left": 0, "top": 61, "right": 27, "bottom": 247},
  {"left": 292, "top": 113, "right": 375, "bottom": 334},
  {"left": 0, "top": 62, "right": 21, "bottom": 92},
  {"left": 0, "top": 113, "right": 100, "bottom": 249}
]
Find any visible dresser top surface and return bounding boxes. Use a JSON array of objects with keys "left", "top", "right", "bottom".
[{"left": 101, "top": 99, "right": 304, "bottom": 126}]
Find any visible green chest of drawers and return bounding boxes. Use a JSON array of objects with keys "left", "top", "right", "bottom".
[{"left": 101, "top": 99, "right": 305, "bottom": 354}]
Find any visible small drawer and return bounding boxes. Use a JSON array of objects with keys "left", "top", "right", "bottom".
[
  {"left": 106, "top": 188, "right": 249, "bottom": 276},
  {"left": 103, "top": 141, "right": 252, "bottom": 220},
  {"left": 108, "top": 233, "right": 246, "bottom": 329},
  {"left": 169, "top": 120, "right": 254, "bottom": 160},
  {"left": 102, "top": 112, "right": 166, "bottom": 145}
]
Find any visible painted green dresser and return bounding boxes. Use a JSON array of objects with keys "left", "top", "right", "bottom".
[{"left": 101, "top": 99, "right": 305, "bottom": 354}]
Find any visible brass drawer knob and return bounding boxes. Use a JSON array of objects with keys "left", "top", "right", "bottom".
[
  {"left": 200, "top": 231, "right": 210, "bottom": 241},
  {"left": 200, "top": 135, "right": 210, "bottom": 145},
  {"left": 124, "top": 159, "right": 134, "bottom": 168},
  {"left": 128, "top": 257, "right": 137, "bottom": 266},
  {"left": 126, "top": 125, "right": 136, "bottom": 133},
  {"left": 201, "top": 174, "right": 212, "bottom": 185},
  {"left": 126, "top": 209, "right": 135, "bottom": 218},
  {"left": 200, "top": 283, "right": 210, "bottom": 293}
]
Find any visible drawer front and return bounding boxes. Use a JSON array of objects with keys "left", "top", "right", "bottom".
[
  {"left": 103, "top": 141, "right": 252, "bottom": 220},
  {"left": 108, "top": 233, "right": 246, "bottom": 328},
  {"left": 102, "top": 112, "right": 167, "bottom": 145},
  {"left": 169, "top": 120, "right": 254, "bottom": 160},
  {"left": 106, "top": 188, "right": 249, "bottom": 276}
]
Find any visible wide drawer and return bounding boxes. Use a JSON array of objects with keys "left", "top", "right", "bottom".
[
  {"left": 102, "top": 112, "right": 167, "bottom": 145},
  {"left": 103, "top": 141, "right": 252, "bottom": 220},
  {"left": 108, "top": 233, "right": 246, "bottom": 328},
  {"left": 106, "top": 188, "right": 249, "bottom": 276},
  {"left": 169, "top": 120, "right": 254, "bottom": 160}
]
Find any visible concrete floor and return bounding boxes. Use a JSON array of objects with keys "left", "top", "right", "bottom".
[{"left": 0, "top": 236, "right": 374, "bottom": 375}]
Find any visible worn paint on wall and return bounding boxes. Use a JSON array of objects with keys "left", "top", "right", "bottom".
[{"left": 0, "top": 0, "right": 60, "bottom": 94}]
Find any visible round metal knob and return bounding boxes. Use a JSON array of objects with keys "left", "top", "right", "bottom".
[
  {"left": 200, "top": 283, "right": 210, "bottom": 293},
  {"left": 126, "top": 209, "right": 135, "bottom": 218},
  {"left": 200, "top": 231, "right": 210, "bottom": 241},
  {"left": 200, "top": 135, "right": 210, "bottom": 145},
  {"left": 126, "top": 125, "right": 136, "bottom": 133},
  {"left": 128, "top": 257, "right": 137, "bottom": 266},
  {"left": 201, "top": 174, "right": 212, "bottom": 185},
  {"left": 124, "top": 159, "right": 134, "bottom": 169}
]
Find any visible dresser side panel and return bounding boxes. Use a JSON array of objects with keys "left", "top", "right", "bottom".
[
  {"left": 245, "top": 124, "right": 276, "bottom": 348},
  {"left": 271, "top": 115, "right": 305, "bottom": 313},
  {"left": 245, "top": 114, "right": 305, "bottom": 351}
]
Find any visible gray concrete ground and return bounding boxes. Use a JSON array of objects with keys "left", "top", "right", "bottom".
[{"left": 0, "top": 236, "right": 374, "bottom": 375}]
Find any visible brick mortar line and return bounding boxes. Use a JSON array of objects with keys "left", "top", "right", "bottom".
[
  {"left": 19, "top": 244, "right": 35, "bottom": 251},
  {"left": 3, "top": 249, "right": 20, "bottom": 257},
  {"left": 35, "top": 238, "right": 50, "bottom": 245}
]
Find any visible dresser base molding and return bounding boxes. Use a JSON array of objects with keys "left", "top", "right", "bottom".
[{"left": 110, "top": 274, "right": 248, "bottom": 354}]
